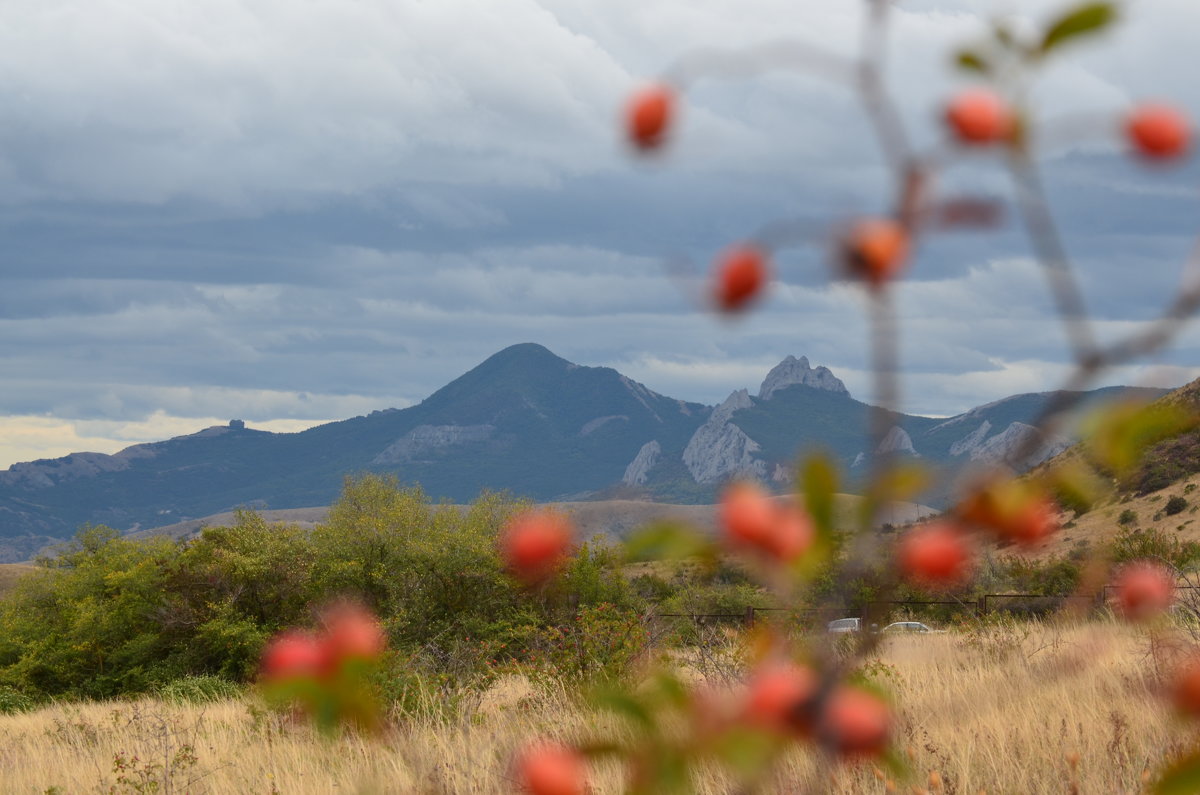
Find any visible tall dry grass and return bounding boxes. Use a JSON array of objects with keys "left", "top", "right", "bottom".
[{"left": 0, "top": 620, "right": 1184, "bottom": 794}]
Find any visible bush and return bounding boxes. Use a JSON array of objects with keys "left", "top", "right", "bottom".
[
  {"left": 1118, "top": 509, "right": 1137, "bottom": 526},
  {"left": 1111, "top": 526, "right": 1200, "bottom": 570},
  {"left": 1166, "top": 496, "right": 1189, "bottom": 516},
  {"left": 0, "top": 684, "right": 34, "bottom": 714},
  {"left": 0, "top": 477, "right": 642, "bottom": 701}
]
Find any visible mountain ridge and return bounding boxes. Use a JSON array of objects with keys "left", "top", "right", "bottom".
[{"left": 0, "top": 343, "right": 1171, "bottom": 561}]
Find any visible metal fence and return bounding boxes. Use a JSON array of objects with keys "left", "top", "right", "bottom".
[{"left": 652, "top": 589, "right": 1142, "bottom": 630}]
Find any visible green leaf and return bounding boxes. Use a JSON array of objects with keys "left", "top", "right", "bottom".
[
  {"left": 1154, "top": 750, "right": 1200, "bottom": 795},
  {"left": 591, "top": 688, "right": 656, "bottom": 732},
  {"left": 623, "top": 521, "right": 713, "bottom": 563},
  {"left": 801, "top": 453, "right": 839, "bottom": 537},
  {"left": 649, "top": 669, "right": 691, "bottom": 709},
  {"left": 1084, "top": 401, "right": 1199, "bottom": 477},
  {"left": 712, "top": 727, "right": 779, "bottom": 778},
  {"left": 992, "top": 21, "right": 1016, "bottom": 48},
  {"left": 1039, "top": 3, "right": 1116, "bottom": 55},
  {"left": 1043, "top": 458, "right": 1110, "bottom": 514},
  {"left": 954, "top": 49, "right": 990, "bottom": 74},
  {"left": 871, "top": 460, "right": 931, "bottom": 505}
]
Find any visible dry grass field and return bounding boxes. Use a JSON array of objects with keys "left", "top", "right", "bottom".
[{"left": 0, "top": 620, "right": 1184, "bottom": 794}]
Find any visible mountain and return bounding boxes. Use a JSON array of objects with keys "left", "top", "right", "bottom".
[
  {"left": 0, "top": 343, "right": 1169, "bottom": 562},
  {"left": 0, "top": 344, "right": 707, "bottom": 559},
  {"left": 644, "top": 355, "right": 1163, "bottom": 492}
]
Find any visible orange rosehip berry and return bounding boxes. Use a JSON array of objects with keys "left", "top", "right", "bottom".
[
  {"left": 764, "top": 506, "right": 815, "bottom": 563},
  {"left": 1114, "top": 561, "right": 1175, "bottom": 621},
  {"left": 1006, "top": 496, "right": 1058, "bottom": 546},
  {"left": 843, "top": 219, "right": 909, "bottom": 288},
  {"left": 515, "top": 743, "right": 587, "bottom": 795},
  {"left": 626, "top": 84, "right": 675, "bottom": 151},
  {"left": 819, "top": 685, "right": 891, "bottom": 757},
  {"left": 945, "top": 89, "right": 1012, "bottom": 145},
  {"left": 743, "top": 662, "right": 819, "bottom": 736},
  {"left": 719, "top": 481, "right": 777, "bottom": 549},
  {"left": 261, "top": 631, "right": 326, "bottom": 682},
  {"left": 898, "top": 522, "right": 971, "bottom": 588},
  {"left": 712, "top": 245, "right": 770, "bottom": 313},
  {"left": 322, "top": 603, "right": 386, "bottom": 667},
  {"left": 1172, "top": 655, "right": 1200, "bottom": 718},
  {"left": 500, "top": 510, "right": 573, "bottom": 584},
  {"left": 1127, "top": 103, "right": 1190, "bottom": 160}
]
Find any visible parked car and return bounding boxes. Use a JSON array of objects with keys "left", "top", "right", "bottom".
[
  {"left": 827, "top": 618, "right": 862, "bottom": 634},
  {"left": 881, "top": 621, "right": 944, "bottom": 634}
]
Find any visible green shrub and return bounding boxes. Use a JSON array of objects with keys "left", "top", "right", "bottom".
[
  {"left": 1111, "top": 526, "right": 1200, "bottom": 570},
  {"left": 0, "top": 684, "right": 34, "bottom": 714},
  {"left": 1166, "top": 495, "right": 1189, "bottom": 516},
  {"left": 532, "top": 603, "right": 649, "bottom": 682},
  {"left": 1118, "top": 509, "right": 1137, "bottom": 526}
]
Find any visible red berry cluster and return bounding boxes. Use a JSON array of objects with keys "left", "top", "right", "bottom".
[
  {"left": 719, "top": 481, "right": 814, "bottom": 563},
  {"left": 500, "top": 509, "right": 575, "bottom": 585},
  {"left": 260, "top": 603, "right": 386, "bottom": 684}
]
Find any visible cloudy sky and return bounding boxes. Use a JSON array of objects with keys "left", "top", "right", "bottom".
[{"left": 2, "top": 0, "right": 1199, "bottom": 468}]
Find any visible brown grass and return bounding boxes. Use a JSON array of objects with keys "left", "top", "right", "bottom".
[
  {"left": 0, "top": 620, "right": 1183, "bottom": 794},
  {"left": 1004, "top": 471, "right": 1200, "bottom": 562},
  {"left": 0, "top": 563, "right": 34, "bottom": 598}
]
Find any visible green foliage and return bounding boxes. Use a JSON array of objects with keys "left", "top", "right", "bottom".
[
  {"left": 1110, "top": 527, "right": 1200, "bottom": 571},
  {"left": 0, "top": 684, "right": 34, "bottom": 714},
  {"left": 0, "top": 476, "right": 642, "bottom": 702},
  {"left": 533, "top": 603, "right": 650, "bottom": 682},
  {"left": 995, "top": 556, "right": 1081, "bottom": 596},
  {"left": 1118, "top": 509, "right": 1137, "bottom": 526},
  {"left": 1039, "top": 2, "right": 1117, "bottom": 55},
  {"left": 1166, "top": 496, "right": 1189, "bottom": 516},
  {"left": 1155, "top": 749, "right": 1200, "bottom": 795}
]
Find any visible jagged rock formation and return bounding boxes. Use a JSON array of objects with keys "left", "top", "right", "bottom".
[
  {"left": 622, "top": 441, "right": 662, "bottom": 486},
  {"left": 0, "top": 441, "right": 162, "bottom": 490},
  {"left": 968, "top": 422, "right": 1070, "bottom": 470},
  {"left": 877, "top": 426, "right": 918, "bottom": 456},
  {"left": 949, "top": 421, "right": 992, "bottom": 457},
  {"left": 372, "top": 424, "right": 496, "bottom": 465},
  {"left": 758, "top": 355, "right": 849, "bottom": 400},
  {"left": 682, "top": 390, "right": 767, "bottom": 483}
]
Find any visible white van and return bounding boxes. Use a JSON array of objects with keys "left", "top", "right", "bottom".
[{"left": 826, "top": 617, "right": 861, "bottom": 634}]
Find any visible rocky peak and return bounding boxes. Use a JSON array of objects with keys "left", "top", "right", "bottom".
[
  {"left": 712, "top": 389, "right": 754, "bottom": 423},
  {"left": 758, "top": 356, "right": 849, "bottom": 400}
]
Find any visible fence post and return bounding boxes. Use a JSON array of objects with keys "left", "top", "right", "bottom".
[{"left": 744, "top": 606, "right": 756, "bottom": 628}]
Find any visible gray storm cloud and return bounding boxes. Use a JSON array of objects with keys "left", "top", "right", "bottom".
[{"left": 0, "top": 0, "right": 1199, "bottom": 467}]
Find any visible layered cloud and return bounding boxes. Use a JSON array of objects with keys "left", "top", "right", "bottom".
[{"left": 1, "top": 0, "right": 1199, "bottom": 468}]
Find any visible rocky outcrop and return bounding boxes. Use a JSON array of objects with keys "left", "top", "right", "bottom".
[
  {"left": 0, "top": 450, "right": 141, "bottom": 490},
  {"left": 682, "top": 390, "right": 767, "bottom": 484},
  {"left": 968, "top": 422, "right": 1070, "bottom": 470},
  {"left": 371, "top": 424, "right": 495, "bottom": 465},
  {"left": 579, "top": 415, "right": 629, "bottom": 436},
  {"left": 949, "top": 421, "right": 993, "bottom": 457},
  {"left": 622, "top": 441, "right": 662, "bottom": 486},
  {"left": 758, "top": 355, "right": 849, "bottom": 400},
  {"left": 877, "top": 426, "right": 918, "bottom": 456}
]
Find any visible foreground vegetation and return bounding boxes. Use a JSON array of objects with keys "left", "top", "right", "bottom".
[
  {"left": 0, "top": 622, "right": 1178, "bottom": 794},
  {"left": 2, "top": 474, "right": 1197, "bottom": 709}
]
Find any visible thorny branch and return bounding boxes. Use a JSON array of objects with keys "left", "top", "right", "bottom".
[{"left": 653, "top": 0, "right": 1200, "bottom": 705}]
